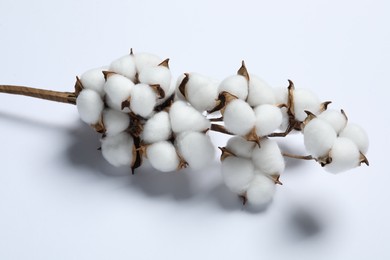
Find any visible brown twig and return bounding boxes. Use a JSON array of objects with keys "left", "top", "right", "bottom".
[
  {"left": 0, "top": 85, "right": 76, "bottom": 105},
  {"left": 282, "top": 152, "right": 314, "bottom": 160}
]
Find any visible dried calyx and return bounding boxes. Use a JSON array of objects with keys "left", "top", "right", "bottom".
[{"left": 0, "top": 50, "right": 370, "bottom": 210}]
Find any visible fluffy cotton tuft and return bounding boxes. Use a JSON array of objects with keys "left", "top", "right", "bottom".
[
  {"left": 303, "top": 118, "right": 337, "bottom": 158},
  {"left": 102, "top": 108, "right": 130, "bottom": 136},
  {"left": 101, "top": 133, "right": 134, "bottom": 167},
  {"left": 183, "top": 73, "right": 219, "bottom": 111},
  {"left": 109, "top": 55, "right": 137, "bottom": 81},
  {"left": 169, "top": 100, "right": 210, "bottom": 133},
  {"left": 226, "top": 136, "right": 256, "bottom": 159},
  {"left": 325, "top": 137, "right": 360, "bottom": 173},
  {"left": 221, "top": 156, "right": 255, "bottom": 194},
  {"left": 138, "top": 66, "right": 171, "bottom": 93},
  {"left": 252, "top": 139, "right": 285, "bottom": 175},
  {"left": 175, "top": 131, "right": 215, "bottom": 169},
  {"left": 339, "top": 123, "right": 369, "bottom": 153},
  {"left": 317, "top": 109, "right": 347, "bottom": 134},
  {"left": 218, "top": 75, "right": 248, "bottom": 100},
  {"left": 223, "top": 99, "right": 256, "bottom": 136},
  {"left": 79, "top": 67, "right": 107, "bottom": 96},
  {"left": 273, "top": 87, "right": 288, "bottom": 105},
  {"left": 141, "top": 111, "right": 172, "bottom": 144},
  {"left": 133, "top": 52, "right": 162, "bottom": 72},
  {"left": 130, "top": 83, "right": 157, "bottom": 118},
  {"left": 293, "top": 88, "right": 321, "bottom": 121},
  {"left": 247, "top": 75, "right": 276, "bottom": 106},
  {"left": 104, "top": 74, "right": 134, "bottom": 112},
  {"left": 76, "top": 89, "right": 104, "bottom": 124},
  {"left": 254, "top": 104, "right": 283, "bottom": 136},
  {"left": 246, "top": 174, "right": 276, "bottom": 207},
  {"left": 146, "top": 141, "right": 180, "bottom": 172}
]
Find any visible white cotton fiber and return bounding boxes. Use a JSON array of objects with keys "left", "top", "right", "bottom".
[
  {"left": 76, "top": 89, "right": 104, "bottom": 124},
  {"left": 169, "top": 100, "right": 210, "bottom": 133},
  {"left": 293, "top": 88, "right": 321, "bottom": 121},
  {"left": 104, "top": 74, "right": 134, "bottom": 111},
  {"left": 252, "top": 139, "right": 285, "bottom": 175},
  {"left": 273, "top": 87, "right": 288, "bottom": 105},
  {"left": 254, "top": 104, "right": 283, "bottom": 136},
  {"left": 175, "top": 131, "right": 215, "bottom": 169},
  {"left": 303, "top": 118, "right": 337, "bottom": 158},
  {"left": 339, "top": 123, "right": 369, "bottom": 153},
  {"left": 142, "top": 111, "right": 172, "bottom": 144},
  {"left": 223, "top": 99, "right": 256, "bottom": 136},
  {"left": 226, "top": 136, "right": 256, "bottom": 159},
  {"left": 101, "top": 132, "right": 134, "bottom": 167},
  {"left": 79, "top": 67, "right": 107, "bottom": 96},
  {"left": 247, "top": 75, "right": 276, "bottom": 106},
  {"left": 102, "top": 108, "right": 130, "bottom": 136},
  {"left": 109, "top": 55, "right": 137, "bottom": 81},
  {"left": 138, "top": 66, "right": 172, "bottom": 94},
  {"left": 133, "top": 52, "right": 162, "bottom": 72},
  {"left": 146, "top": 141, "right": 179, "bottom": 172},
  {"left": 185, "top": 73, "right": 219, "bottom": 111},
  {"left": 246, "top": 174, "right": 276, "bottom": 207},
  {"left": 317, "top": 109, "right": 347, "bottom": 134},
  {"left": 221, "top": 156, "right": 255, "bottom": 194},
  {"left": 130, "top": 83, "right": 157, "bottom": 118},
  {"left": 325, "top": 137, "right": 360, "bottom": 174},
  {"left": 218, "top": 75, "right": 248, "bottom": 100}
]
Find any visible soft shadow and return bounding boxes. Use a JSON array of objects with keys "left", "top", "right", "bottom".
[{"left": 209, "top": 183, "right": 244, "bottom": 211}]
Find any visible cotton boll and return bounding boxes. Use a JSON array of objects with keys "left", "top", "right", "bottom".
[
  {"left": 146, "top": 141, "right": 180, "bottom": 172},
  {"left": 130, "top": 83, "right": 157, "bottom": 118},
  {"left": 247, "top": 75, "right": 276, "bottom": 106},
  {"left": 104, "top": 74, "right": 134, "bottom": 111},
  {"left": 175, "top": 131, "right": 215, "bottom": 169},
  {"left": 246, "top": 174, "right": 276, "bottom": 207},
  {"left": 318, "top": 109, "right": 347, "bottom": 134},
  {"left": 175, "top": 74, "right": 187, "bottom": 101},
  {"left": 102, "top": 108, "right": 130, "bottom": 136},
  {"left": 223, "top": 99, "right": 256, "bottom": 136},
  {"left": 273, "top": 87, "right": 288, "bottom": 105},
  {"left": 76, "top": 89, "right": 104, "bottom": 124},
  {"left": 169, "top": 100, "right": 210, "bottom": 133},
  {"left": 138, "top": 66, "right": 171, "bottom": 93},
  {"left": 79, "top": 67, "right": 108, "bottom": 96},
  {"left": 101, "top": 133, "right": 134, "bottom": 167},
  {"left": 133, "top": 52, "right": 162, "bottom": 72},
  {"left": 218, "top": 75, "right": 248, "bottom": 100},
  {"left": 142, "top": 111, "right": 172, "bottom": 144},
  {"left": 303, "top": 118, "right": 337, "bottom": 158},
  {"left": 279, "top": 107, "right": 290, "bottom": 132},
  {"left": 339, "top": 123, "right": 369, "bottom": 153},
  {"left": 325, "top": 137, "right": 360, "bottom": 173},
  {"left": 254, "top": 104, "right": 283, "bottom": 136},
  {"left": 185, "top": 73, "right": 219, "bottom": 111},
  {"left": 252, "top": 139, "right": 285, "bottom": 175},
  {"left": 226, "top": 136, "right": 256, "bottom": 159},
  {"left": 221, "top": 156, "right": 255, "bottom": 194},
  {"left": 293, "top": 88, "right": 321, "bottom": 121},
  {"left": 109, "top": 55, "right": 137, "bottom": 81}
]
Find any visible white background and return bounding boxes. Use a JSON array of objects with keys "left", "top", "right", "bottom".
[{"left": 0, "top": 0, "right": 389, "bottom": 259}]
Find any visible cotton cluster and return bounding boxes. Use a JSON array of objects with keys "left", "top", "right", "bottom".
[
  {"left": 221, "top": 137, "right": 283, "bottom": 207},
  {"left": 303, "top": 109, "right": 369, "bottom": 173}
]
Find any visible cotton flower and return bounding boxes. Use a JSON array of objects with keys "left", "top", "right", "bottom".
[
  {"left": 221, "top": 156, "right": 255, "bottom": 194},
  {"left": 104, "top": 73, "right": 134, "bottom": 112},
  {"left": 254, "top": 104, "right": 283, "bottom": 136},
  {"left": 138, "top": 65, "right": 171, "bottom": 94},
  {"left": 245, "top": 174, "right": 276, "bottom": 207},
  {"left": 175, "top": 131, "right": 215, "bottom": 169},
  {"left": 325, "top": 137, "right": 361, "bottom": 173},
  {"left": 129, "top": 83, "right": 157, "bottom": 118},
  {"left": 133, "top": 52, "right": 162, "bottom": 72},
  {"left": 146, "top": 141, "right": 180, "bottom": 172},
  {"left": 317, "top": 109, "right": 347, "bottom": 134},
  {"left": 141, "top": 111, "right": 172, "bottom": 144},
  {"left": 303, "top": 117, "right": 337, "bottom": 158},
  {"left": 109, "top": 54, "right": 137, "bottom": 82},
  {"left": 339, "top": 123, "right": 369, "bottom": 154},
  {"left": 252, "top": 139, "right": 285, "bottom": 175},
  {"left": 102, "top": 108, "right": 130, "bottom": 136},
  {"left": 169, "top": 100, "right": 210, "bottom": 133},
  {"left": 218, "top": 75, "right": 248, "bottom": 100},
  {"left": 223, "top": 99, "right": 256, "bottom": 136},
  {"left": 226, "top": 136, "right": 256, "bottom": 159},
  {"left": 247, "top": 75, "right": 276, "bottom": 106},
  {"left": 76, "top": 89, "right": 104, "bottom": 124},
  {"left": 293, "top": 88, "right": 321, "bottom": 121},
  {"left": 101, "top": 132, "right": 134, "bottom": 167},
  {"left": 79, "top": 67, "right": 108, "bottom": 96}
]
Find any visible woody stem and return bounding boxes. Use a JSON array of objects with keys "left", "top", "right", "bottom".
[{"left": 0, "top": 85, "right": 76, "bottom": 105}]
